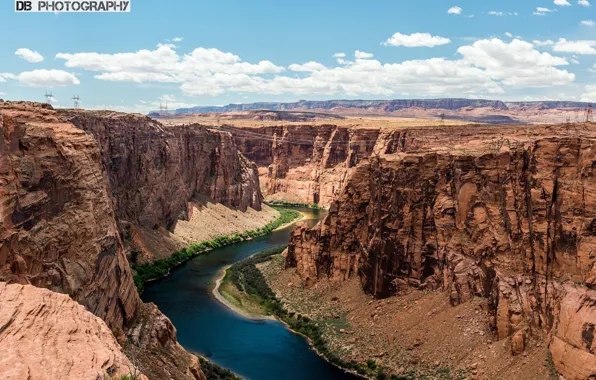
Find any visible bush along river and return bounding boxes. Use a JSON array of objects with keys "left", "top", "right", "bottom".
[{"left": 142, "top": 208, "right": 360, "bottom": 380}]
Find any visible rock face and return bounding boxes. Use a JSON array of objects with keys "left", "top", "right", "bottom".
[
  {"left": 62, "top": 110, "right": 263, "bottom": 261},
  {"left": 0, "top": 282, "right": 140, "bottom": 380},
  {"left": 285, "top": 123, "right": 596, "bottom": 379},
  {"left": 226, "top": 125, "right": 381, "bottom": 205},
  {"left": 0, "top": 102, "right": 207, "bottom": 379},
  {"left": 0, "top": 102, "right": 139, "bottom": 331}
]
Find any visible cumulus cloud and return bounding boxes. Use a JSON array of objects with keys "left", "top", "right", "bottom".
[
  {"left": 172, "top": 37, "right": 183, "bottom": 42},
  {"left": 457, "top": 38, "right": 573, "bottom": 87},
  {"left": 533, "top": 39, "right": 555, "bottom": 46},
  {"left": 448, "top": 6, "right": 462, "bottom": 14},
  {"left": 3, "top": 69, "right": 80, "bottom": 87},
  {"left": 15, "top": 48, "right": 44, "bottom": 63},
  {"left": 333, "top": 52, "right": 346, "bottom": 58},
  {"left": 578, "top": 0, "right": 590, "bottom": 6},
  {"left": 581, "top": 85, "right": 596, "bottom": 101},
  {"left": 54, "top": 40, "right": 574, "bottom": 98},
  {"left": 553, "top": 38, "right": 596, "bottom": 54},
  {"left": 289, "top": 61, "right": 327, "bottom": 72},
  {"left": 489, "top": 11, "right": 504, "bottom": 16},
  {"left": 581, "top": 20, "right": 595, "bottom": 26},
  {"left": 534, "top": 7, "right": 555, "bottom": 15},
  {"left": 554, "top": 0, "right": 571, "bottom": 5},
  {"left": 354, "top": 50, "right": 374, "bottom": 59},
  {"left": 382, "top": 32, "right": 451, "bottom": 47}
]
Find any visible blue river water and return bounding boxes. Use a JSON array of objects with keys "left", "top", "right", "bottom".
[{"left": 142, "top": 208, "right": 359, "bottom": 380}]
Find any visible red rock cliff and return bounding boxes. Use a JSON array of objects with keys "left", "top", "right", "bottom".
[
  {"left": 0, "top": 102, "right": 206, "bottom": 379},
  {"left": 225, "top": 125, "right": 381, "bottom": 206},
  {"left": 286, "top": 123, "right": 596, "bottom": 379}
]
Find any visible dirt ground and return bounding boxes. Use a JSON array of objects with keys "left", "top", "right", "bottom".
[
  {"left": 260, "top": 255, "right": 558, "bottom": 380},
  {"left": 173, "top": 202, "right": 279, "bottom": 244}
]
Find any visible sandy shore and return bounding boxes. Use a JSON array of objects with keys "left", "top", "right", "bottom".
[{"left": 212, "top": 265, "right": 275, "bottom": 321}]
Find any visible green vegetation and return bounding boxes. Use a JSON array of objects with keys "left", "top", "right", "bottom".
[
  {"left": 198, "top": 357, "right": 241, "bottom": 380},
  {"left": 225, "top": 247, "right": 470, "bottom": 380},
  {"left": 132, "top": 207, "right": 301, "bottom": 293},
  {"left": 265, "top": 200, "right": 321, "bottom": 209}
]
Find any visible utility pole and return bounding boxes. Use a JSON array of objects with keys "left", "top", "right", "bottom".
[
  {"left": 44, "top": 91, "right": 53, "bottom": 104},
  {"left": 72, "top": 95, "right": 80, "bottom": 109},
  {"left": 585, "top": 103, "right": 593, "bottom": 123}
]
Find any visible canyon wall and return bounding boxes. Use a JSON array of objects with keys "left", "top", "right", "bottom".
[
  {"left": 285, "top": 123, "right": 596, "bottom": 379},
  {"left": 63, "top": 110, "right": 263, "bottom": 262},
  {"left": 0, "top": 102, "right": 210, "bottom": 379},
  {"left": 226, "top": 125, "right": 383, "bottom": 206}
]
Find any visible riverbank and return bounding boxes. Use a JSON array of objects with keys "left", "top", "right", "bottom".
[
  {"left": 212, "top": 247, "right": 369, "bottom": 379},
  {"left": 213, "top": 264, "right": 276, "bottom": 321},
  {"left": 265, "top": 200, "right": 323, "bottom": 209},
  {"left": 133, "top": 207, "right": 302, "bottom": 293}
]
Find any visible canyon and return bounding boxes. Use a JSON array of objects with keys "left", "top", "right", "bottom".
[
  {"left": 2, "top": 98, "right": 596, "bottom": 379},
  {"left": 283, "top": 122, "right": 596, "bottom": 379},
  {"left": 0, "top": 101, "right": 266, "bottom": 379}
]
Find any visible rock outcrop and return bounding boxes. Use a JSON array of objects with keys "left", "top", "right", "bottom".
[
  {"left": 285, "top": 122, "right": 596, "bottom": 379},
  {"left": 0, "top": 102, "right": 209, "bottom": 379},
  {"left": 226, "top": 125, "right": 381, "bottom": 206},
  {"left": 62, "top": 110, "right": 262, "bottom": 261},
  {"left": 0, "top": 282, "right": 141, "bottom": 380}
]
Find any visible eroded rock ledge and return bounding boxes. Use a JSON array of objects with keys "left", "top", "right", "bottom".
[{"left": 285, "top": 124, "right": 596, "bottom": 379}]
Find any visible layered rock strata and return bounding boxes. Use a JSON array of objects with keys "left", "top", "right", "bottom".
[
  {"left": 0, "top": 282, "right": 141, "bottom": 380},
  {"left": 285, "top": 123, "right": 596, "bottom": 379},
  {"left": 0, "top": 102, "right": 209, "bottom": 379}
]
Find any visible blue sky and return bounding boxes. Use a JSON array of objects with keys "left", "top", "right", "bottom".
[{"left": 1, "top": 0, "right": 595, "bottom": 112}]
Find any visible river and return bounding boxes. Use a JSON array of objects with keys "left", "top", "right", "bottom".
[{"left": 142, "top": 208, "right": 359, "bottom": 380}]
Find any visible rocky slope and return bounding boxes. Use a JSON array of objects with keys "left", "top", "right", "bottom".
[
  {"left": 0, "top": 101, "right": 212, "bottom": 379},
  {"left": 0, "top": 282, "right": 141, "bottom": 380},
  {"left": 285, "top": 122, "right": 596, "bottom": 379}
]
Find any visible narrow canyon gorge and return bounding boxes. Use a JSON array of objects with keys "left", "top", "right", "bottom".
[{"left": 2, "top": 100, "right": 596, "bottom": 379}]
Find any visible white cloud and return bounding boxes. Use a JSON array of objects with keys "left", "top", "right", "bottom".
[
  {"left": 54, "top": 39, "right": 575, "bottom": 99},
  {"left": 289, "top": 61, "right": 327, "bottom": 72},
  {"left": 553, "top": 38, "right": 596, "bottom": 54},
  {"left": 0, "top": 92, "right": 6, "bottom": 96},
  {"left": 581, "top": 85, "right": 596, "bottom": 101},
  {"left": 3, "top": 69, "right": 80, "bottom": 87},
  {"left": 457, "top": 38, "right": 573, "bottom": 87},
  {"left": 533, "top": 39, "right": 555, "bottom": 46},
  {"left": 489, "top": 11, "right": 504, "bottom": 16},
  {"left": 333, "top": 53, "right": 346, "bottom": 58},
  {"left": 382, "top": 32, "right": 451, "bottom": 47},
  {"left": 354, "top": 50, "right": 373, "bottom": 59},
  {"left": 534, "top": 7, "right": 555, "bottom": 15},
  {"left": 578, "top": 0, "right": 591, "bottom": 6},
  {"left": 554, "top": 0, "right": 571, "bottom": 5},
  {"left": 172, "top": 37, "right": 183, "bottom": 42},
  {"left": 581, "top": 20, "right": 595, "bottom": 26},
  {"left": 15, "top": 48, "right": 44, "bottom": 63},
  {"left": 448, "top": 6, "right": 462, "bottom": 14},
  {"left": 505, "top": 32, "right": 513, "bottom": 38},
  {"left": 571, "top": 58, "right": 580, "bottom": 64}
]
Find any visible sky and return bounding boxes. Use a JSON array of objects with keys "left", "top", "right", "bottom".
[{"left": 1, "top": 0, "right": 595, "bottom": 113}]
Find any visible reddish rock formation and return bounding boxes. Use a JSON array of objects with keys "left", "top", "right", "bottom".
[
  {"left": 225, "top": 125, "right": 381, "bottom": 205},
  {"left": 285, "top": 123, "right": 596, "bottom": 379},
  {"left": 0, "top": 282, "right": 143, "bottom": 380},
  {"left": 61, "top": 110, "right": 262, "bottom": 261},
  {"left": 0, "top": 102, "right": 207, "bottom": 379}
]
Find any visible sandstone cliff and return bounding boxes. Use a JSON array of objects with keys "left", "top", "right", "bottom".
[
  {"left": 225, "top": 124, "right": 381, "bottom": 206},
  {"left": 0, "top": 282, "right": 141, "bottom": 380},
  {"left": 62, "top": 110, "right": 262, "bottom": 262},
  {"left": 0, "top": 102, "right": 207, "bottom": 379},
  {"left": 285, "top": 123, "right": 596, "bottom": 379}
]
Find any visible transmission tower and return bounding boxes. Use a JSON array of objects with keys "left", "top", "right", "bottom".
[
  {"left": 585, "top": 103, "right": 593, "bottom": 123},
  {"left": 44, "top": 91, "right": 53, "bottom": 104},
  {"left": 440, "top": 113, "right": 445, "bottom": 126},
  {"left": 72, "top": 95, "right": 80, "bottom": 109}
]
